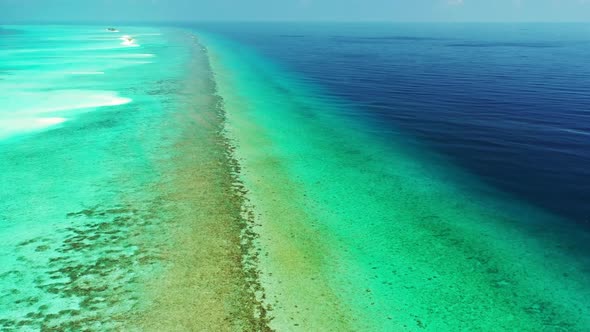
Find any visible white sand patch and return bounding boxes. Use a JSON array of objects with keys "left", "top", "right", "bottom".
[
  {"left": 3, "top": 90, "right": 132, "bottom": 115},
  {"left": 0, "top": 117, "right": 68, "bottom": 140},
  {"left": 0, "top": 90, "right": 132, "bottom": 140}
]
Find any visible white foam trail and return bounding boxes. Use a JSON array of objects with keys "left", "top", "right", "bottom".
[
  {"left": 120, "top": 35, "right": 139, "bottom": 47},
  {"left": 121, "top": 42, "right": 140, "bottom": 47},
  {"left": 562, "top": 128, "right": 590, "bottom": 136}
]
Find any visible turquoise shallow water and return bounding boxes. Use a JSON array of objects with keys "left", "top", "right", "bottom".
[
  {"left": 0, "top": 25, "right": 194, "bottom": 329},
  {"left": 0, "top": 26, "right": 153, "bottom": 140}
]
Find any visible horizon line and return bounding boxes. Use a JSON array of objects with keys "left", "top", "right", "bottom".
[{"left": 3, "top": 19, "right": 590, "bottom": 25}]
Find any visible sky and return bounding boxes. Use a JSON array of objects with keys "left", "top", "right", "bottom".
[{"left": 0, "top": 0, "right": 589, "bottom": 22}]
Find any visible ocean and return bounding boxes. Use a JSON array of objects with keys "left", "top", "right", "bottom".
[
  {"left": 1, "top": 23, "right": 589, "bottom": 330},
  {"left": 191, "top": 22, "right": 590, "bottom": 225}
]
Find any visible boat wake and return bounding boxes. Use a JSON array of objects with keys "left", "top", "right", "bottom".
[{"left": 120, "top": 35, "right": 139, "bottom": 47}]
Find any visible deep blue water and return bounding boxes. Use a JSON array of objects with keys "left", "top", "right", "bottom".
[{"left": 189, "top": 22, "right": 590, "bottom": 225}]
